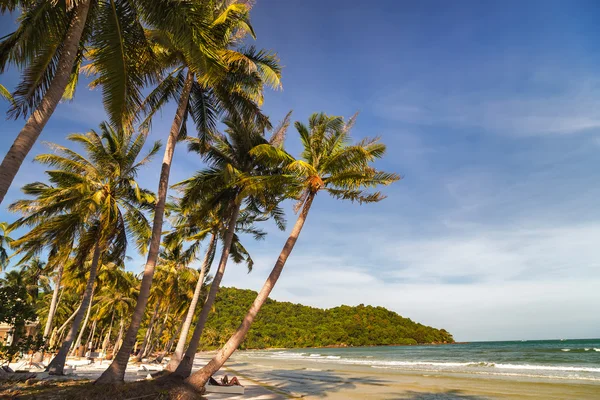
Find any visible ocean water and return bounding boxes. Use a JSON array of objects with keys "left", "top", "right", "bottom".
[{"left": 238, "top": 339, "right": 600, "bottom": 383}]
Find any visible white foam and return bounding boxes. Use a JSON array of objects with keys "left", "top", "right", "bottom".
[
  {"left": 369, "top": 366, "right": 600, "bottom": 382},
  {"left": 493, "top": 363, "right": 600, "bottom": 373},
  {"left": 257, "top": 352, "right": 600, "bottom": 375}
]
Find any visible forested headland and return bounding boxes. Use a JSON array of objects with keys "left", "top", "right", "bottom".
[{"left": 200, "top": 287, "right": 454, "bottom": 350}]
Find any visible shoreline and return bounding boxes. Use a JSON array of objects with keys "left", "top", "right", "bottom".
[
  {"left": 210, "top": 341, "right": 464, "bottom": 352},
  {"left": 199, "top": 352, "right": 600, "bottom": 400}
]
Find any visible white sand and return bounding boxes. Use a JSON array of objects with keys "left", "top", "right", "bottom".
[{"left": 10, "top": 351, "right": 600, "bottom": 399}]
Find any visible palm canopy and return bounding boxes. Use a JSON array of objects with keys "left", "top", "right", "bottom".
[
  {"left": 153, "top": 243, "right": 199, "bottom": 306},
  {"left": 0, "top": 221, "right": 13, "bottom": 271},
  {"left": 165, "top": 198, "right": 271, "bottom": 274},
  {"left": 184, "top": 113, "right": 400, "bottom": 388},
  {"left": 0, "top": 83, "right": 13, "bottom": 103},
  {"left": 17, "top": 256, "right": 52, "bottom": 302},
  {"left": 136, "top": 18, "right": 281, "bottom": 143},
  {"left": 0, "top": 0, "right": 233, "bottom": 129},
  {"left": 252, "top": 112, "right": 401, "bottom": 209},
  {"left": 92, "top": 263, "right": 138, "bottom": 320},
  {"left": 9, "top": 122, "right": 159, "bottom": 262},
  {"left": 175, "top": 111, "right": 294, "bottom": 227}
]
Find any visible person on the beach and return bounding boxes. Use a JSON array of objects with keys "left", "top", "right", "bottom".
[{"left": 221, "top": 374, "right": 241, "bottom": 386}]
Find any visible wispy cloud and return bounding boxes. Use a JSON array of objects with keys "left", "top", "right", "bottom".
[{"left": 373, "top": 76, "right": 600, "bottom": 136}]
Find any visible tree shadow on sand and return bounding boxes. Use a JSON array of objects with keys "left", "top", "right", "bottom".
[
  {"left": 225, "top": 368, "right": 494, "bottom": 399},
  {"left": 240, "top": 368, "right": 391, "bottom": 397},
  {"left": 390, "top": 391, "right": 491, "bottom": 400}
]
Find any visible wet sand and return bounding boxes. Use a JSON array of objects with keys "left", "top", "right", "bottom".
[{"left": 196, "top": 353, "right": 600, "bottom": 400}]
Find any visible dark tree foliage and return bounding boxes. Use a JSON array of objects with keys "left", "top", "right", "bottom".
[
  {"left": 0, "top": 279, "right": 43, "bottom": 364},
  {"left": 200, "top": 287, "right": 454, "bottom": 350}
]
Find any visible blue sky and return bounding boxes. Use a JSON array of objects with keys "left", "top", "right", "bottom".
[{"left": 1, "top": 0, "right": 600, "bottom": 341}]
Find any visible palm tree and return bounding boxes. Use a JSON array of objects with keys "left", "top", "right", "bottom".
[
  {"left": 161, "top": 212, "right": 217, "bottom": 371},
  {"left": 16, "top": 256, "right": 53, "bottom": 362},
  {"left": 18, "top": 257, "right": 51, "bottom": 303},
  {"left": 164, "top": 200, "right": 267, "bottom": 371},
  {"left": 185, "top": 113, "right": 400, "bottom": 389},
  {"left": 0, "top": 222, "right": 13, "bottom": 271},
  {"left": 69, "top": 256, "right": 128, "bottom": 356},
  {"left": 9, "top": 123, "right": 157, "bottom": 374},
  {"left": 0, "top": 83, "right": 14, "bottom": 103},
  {"left": 98, "top": 2, "right": 282, "bottom": 383},
  {"left": 41, "top": 244, "right": 73, "bottom": 340},
  {"left": 94, "top": 269, "right": 138, "bottom": 357},
  {"left": 0, "top": 0, "right": 212, "bottom": 204},
  {"left": 134, "top": 243, "right": 198, "bottom": 362},
  {"left": 167, "top": 112, "right": 289, "bottom": 379}
]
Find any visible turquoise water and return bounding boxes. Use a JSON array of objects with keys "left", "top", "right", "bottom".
[{"left": 241, "top": 339, "right": 600, "bottom": 382}]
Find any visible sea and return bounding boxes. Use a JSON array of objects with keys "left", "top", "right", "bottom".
[{"left": 238, "top": 339, "right": 600, "bottom": 383}]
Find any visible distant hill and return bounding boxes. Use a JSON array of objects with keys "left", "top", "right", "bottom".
[{"left": 199, "top": 287, "right": 454, "bottom": 350}]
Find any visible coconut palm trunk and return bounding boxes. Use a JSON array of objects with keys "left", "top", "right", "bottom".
[
  {"left": 83, "top": 318, "right": 97, "bottom": 354},
  {"left": 166, "top": 232, "right": 216, "bottom": 371},
  {"left": 33, "top": 264, "right": 65, "bottom": 362},
  {"left": 171, "top": 203, "right": 241, "bottom": 379},
  {"left": 112, "top": 318, "right": 125, "bottom": 356},
  {"left": 53, "top": 301, "right": 82, "bottom": 347},
  {"left": 102, "top": 310, "right": 115, "bottom": 355},
  {"left": 43, "top": 264, "right": 64, "bottom": 338},
  {"left": 56, "top": 302, "right": 80, "bottom": 335},
  {"left": 135, "top": 301, "right": 161, "bottom": 362},
  {"left": 94, "top": 325, "right": 104, "bottom": 350},
  {"left": 146, "top": 304, "right": 169, "bottom": 359},
  {"left": 157, "top": 317, "right": 184, "bottom": 363},
  {"left": 48, "top": 243, "right": 101, "bottom": 375},
  {"left": 97, "top": 69, "right": 195, "bottom": 383},
  {"left": 0, "top": 0, "right": 91, "bottom": 205},
  {"left": 71, "top": 290, "right": 94, "bottom": 356},
  {"left": 186, "top": 194, "right": 315, "bottom": 388}
]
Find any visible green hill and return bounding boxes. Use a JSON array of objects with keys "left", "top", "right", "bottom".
[{"left": 199, "top": 287, "right": 454, "bottom": 350}]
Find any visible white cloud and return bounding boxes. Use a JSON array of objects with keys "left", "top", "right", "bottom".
[
  {"left": 384, "top": 224, "right": 600, "bottom": 282},
  {"left": 220, "top": 215, "right": 600, "bottom": 342}
]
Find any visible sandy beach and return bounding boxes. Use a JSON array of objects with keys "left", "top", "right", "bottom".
[
  {"left": 4, "top": 350, "right": 599, "bottom": 399},
  {"left": 192, "top": 352, "right": 600, "bottom": 400}
]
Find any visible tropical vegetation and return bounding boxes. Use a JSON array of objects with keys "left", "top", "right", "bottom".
[
  {"left": 201, "top": 287, "right": 454, "bottom": 349},
  {"left": 0, "top": 0, "right": 412, "bottom": 397}
]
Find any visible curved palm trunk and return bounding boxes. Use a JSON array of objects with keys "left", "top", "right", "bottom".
[
  {"left": 102, "top": 310, "right": 116, "bottom": 355},
  {"left": 157, "top": 317, "right": 184, "bottom": 363},
  {"left": 55, "top": 302, "right": 81, "bottom": 338},
  {"left": 0, "top": 0, "right": 91, "bottom": 205},
  {"left": 166, "top": 233, "right": 216, "bottom": 371},
  {"left": 135, "top": 301, "right": 161, "bottom": 362},
  {"left": 43, "top": 264, "right": 64, "bottom": 338},
  {"left": 146, "top": 304, "right": 170, "bottom": 359},
  {"left": 97, "top": 69, "right": 195, "bottom": 384},
  {"left": 47, "top": 243, "right": 101, "bottom": 375},
  {"left": 94, "top": 325, "right": 104, "bottom": 350},
  {"left": 83, "top": 318, "right": 97, "bottom": 354},
  {"left": 71, "top": 290, "right": 94, "bottom": 356},
  {"left": 34, "top": 264, "right": 65, "bottom": 363},
  {"left": 186, "top": 194, "right": 315, "bottom": 389},
  {"left": 172, "top": 204, "right": 241, "bottom": 379},
  {"left": 112, "top": 318, "right": 125, "bottom": 356}
]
